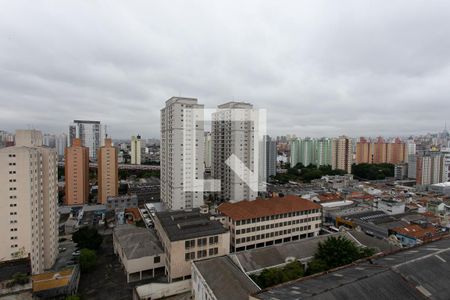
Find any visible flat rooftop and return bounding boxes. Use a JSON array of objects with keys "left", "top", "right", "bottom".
[
  {"left": 232, "top": 231, "right": 397, "bottom": 274},
  {"left": 32, "top": 266, "right": 77, "bottom": 292},
  {"left": 113, "top": 224, "right": 163, "bottom": 259},
  {"left": 253, "top": 238, "right": 450, "bottom": 300},
  {"left": 194, "top": 256, "right": 260, "bottom": 300},
  {"left": 155, "top": 208, "right": 228, "bottom": 241}
]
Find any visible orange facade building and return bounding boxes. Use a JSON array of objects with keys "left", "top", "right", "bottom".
[
  {"left": 97, "top": 138, "right": 118, "bottom": 204},
  {"left": 64, "top": 138, "right": 89, "bottom": 205},
  {"left": 356, "top": 137, "right": 407, "bottom": 165}
]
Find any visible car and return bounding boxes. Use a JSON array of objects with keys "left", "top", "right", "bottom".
[
  {"left": 58, "top": 247, "right": 67, "bottom": 252},
  {"left": 72, "top": 250, "right": 80, "bottom": 256}
]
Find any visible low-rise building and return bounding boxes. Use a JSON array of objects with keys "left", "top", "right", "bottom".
[
  {"left": 32, "top": 265, "right": 80, "bottom": 299},
  {"left": 113, "top": 224, "right": 165, "bottom": 282},
  {"left": 106, "top": 194, "right": 138, "bottom": 210},
  {"left": 153, "top": 208, "right": 230, "bottom": 282},
  {"left": 218, "top": 195, "right": 322, "bottom": 252},
  {"left": 192, "top": 256, "right": 260, "bottom": 300},
  {"left": 377, "top": 199, "right": 406, "bottom": 215},
  {"left": 251, "top": 238, "right": 450, "bottom": 300},
  {"left": 392, "top": 224, "right": 437, "bottom": 247}
]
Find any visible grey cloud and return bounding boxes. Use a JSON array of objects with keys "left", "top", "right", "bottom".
[{"left": 0, "top": 0, "right": 450, "bottom": 139}]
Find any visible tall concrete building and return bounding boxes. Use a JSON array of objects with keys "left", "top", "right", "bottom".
[
  {"left": 331, "top": 136, "right": 352, "bottom": 173},
  {"left": 68, "top": 120, "right": 105, "bottom": 161},
  {"left": 204, "top": 132, "right": 212, "bottom": 171},
  {"left": 355, "top": 137, "right": 371, "bottom": 164},
  {"left": 416, "top": 151, "right": 447, "bottom": 185},
  {"left": 356, "top": 137, "right": 407, "bottom": 165},
  {"left": 65, "top": 138, "right": 89, "bottom": 206},
  {"left": 315, "top": 138, "right": 332, "bottom": 166},
  {"left": 264, "top": 135, "right": 277, "bottom": 179},
  {"left": 212, "top": 102, "right": 257, "bottom": 202},
  {"left": 97, "top": 138, "right": 118, "bottom": 204},
  {"left": 160, "top": 97, "right": 205, "bottom": 210},
  {"left": 290, "top": 138, "right": 331, "bottom": 167},
  {"left": 55, "top": 133, "right": 67, "bottom": 159},
  {"left": 131, "top": 135, "right": 141, "bottom": 165},
  {"left": 0, "top": 130, "right": 58, "bottom": 274}
]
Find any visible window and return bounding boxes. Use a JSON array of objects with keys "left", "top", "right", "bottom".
[
  {"left": 154, "top": 256, "right": 160, "bottom": 263},
  {"left": 185, "top": 252, "right": 194, "bottom": 261},
  {"left": 209, "top": 248, "right": 218, "bottom": 256},
  {"left": 209, "top": 236, "right": 218, "bottom": 245},
  {"left": 197, "top": 237, "right": 207, "bottom": 247},
  {"left": 185, "top": 239, "right": 195, "bottom": 249},
  {"left": 197, "top": 250, "right": 207, "bottom": 258}
]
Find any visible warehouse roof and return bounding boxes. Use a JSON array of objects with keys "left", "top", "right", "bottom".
[{"left": 218, "top": 195, "right": 321, "bottom": 221}]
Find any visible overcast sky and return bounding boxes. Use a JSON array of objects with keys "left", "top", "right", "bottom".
[{"left": 1, "top": 1, "right": 450, "bottom": 139}]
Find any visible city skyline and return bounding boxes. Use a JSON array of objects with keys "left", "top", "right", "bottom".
[{"left": 2, "top": 1, "right": 450, "bottom": 138}]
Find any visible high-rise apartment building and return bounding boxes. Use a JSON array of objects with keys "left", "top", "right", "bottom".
[
  {"left": 131, "top": 135, "right": 141, "bottom": 165},
  {"left": 416, "top": 151, "right": 447, "bottom": 185},
  {"left": 68, "top": 120, "right": 105, "bottom": 161},
  {"left": 290, "top": 138, "right": 332, "bottom": 167},
  {"left": 204, "top": 132, "right": 212, "bottom": 171},
  {"left": 331, "top": 136, "right": 352, "bottom": 173},
  {"left": 160, "top": 97, "right": 205, "bottom": 210},
  {"left": 55, "top": 133, "right": 67, "bottom": 159},
  {"left": 0, "top": 130, "right": 58, "bottom": 274},
  {"left": 264, "top": 135, "right": 277, "bottom": 179},
  {"left": 212, "top": 102, "right": 257, "bottom": 202},
  {"left": 355, "top": 137, "right": 371, "bottom": 164},
  {"left": 65, "top": 138, "right": 89, "bottom": 205},
  {"left": 356, "top": 137, "right": 407, "bottom": 165},
  {"left": 97, "top": 138, "right": 118, "bottom": 204}
]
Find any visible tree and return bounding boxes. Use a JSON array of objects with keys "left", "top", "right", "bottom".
[
  {"left": 79, "top": 248, "right": 97, "bottom": 272},
  {"left": 313, "top": 236, "right": 375, "bottom": 270},
  {"left": 66, "top": 296, "right": 81, "bottom": 300},
  {"left": 12, "top": 272, "right": 29, "bottom": 285},
  {"left": 352, "top": 163, "right": 394, "bottom": 180},
  {"left": 72, "top": 227, "right": 103, "bottom": 251},
  {"left": 251, "top": 261, "right": 304, "bottom": 289}
]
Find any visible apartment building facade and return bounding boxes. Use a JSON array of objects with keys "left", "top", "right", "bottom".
[
  {"left": 131, "top": 135, "right": 141, "bottom": 165},
  {"left": 97, "top": 138, "right": 118, "bottom": 204},
  {"left": 160, "top": 97, "right": 205, "bottom": 210},
  {"left": 332, "top": 136, "right": 352, "bottom": 173},
  {"left": 211, "top": 101, "right": 257, "bottom": 202},
  {"left": 68, "top": 120, "right": 105, "bottom": 160},
  {"left": 153, "top": 208, "right": 230, "bottom": 282},
  {"left": 65, "top": 138, "right": 89, "bottom": 205},
  {"left": 218, "top": 195, "right": 322, "bottom": 252},
  {"left": 0, "top": 130, "right": 58, "bottom": 274}
]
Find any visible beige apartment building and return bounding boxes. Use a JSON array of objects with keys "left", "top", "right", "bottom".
[
  {"left": 130, "top": 135, "right": 141, "bottom": 165},
  {"left": 218, "top": 195, "right": 322, "bottom": 252},
  {"left": 0, "top": 130, "right": 58, "bottom": 274},
  {"left": 65, "top": 138, "right": 89, "bottom": 205},
  {"left": 153, "top": 208, "right": 230, "bottom": 282},
  {"left": 97, "top": 138, "right": 118, "bottom": 204},
  {"left": 332, "top": 136, "right": 352, "bottom": 173}
]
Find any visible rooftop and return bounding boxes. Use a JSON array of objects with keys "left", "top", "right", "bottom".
[
  {"left": 113, "top": 224, "right": 163, "bottom": 259},
  {"left": 194, "top": 256, "right": 260, "bottom": 300},
  {"left": 0, "top": 258, "right": 30, "bottom": 282},
  {"left": 218, "top": 195, "right": 321, "bottom": 221},
  {"left": 254, "top": 238, "right": 450, "bottom": 300},
  {"left": 155, "top": 208, "right": 228, "bottom": 242},
  {"left": 32, "top": 266, "right": 77, "bottom": 293},
  {"left": 232, "top": 231, "right": 397, "bottom": 274},
  {"left": 392, "top": 224, "right": 436, "bottom": 239}
]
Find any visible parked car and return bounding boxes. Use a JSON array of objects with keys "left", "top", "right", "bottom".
[{"left": 72, "top": 250, "right": 80, "bottom": 256}]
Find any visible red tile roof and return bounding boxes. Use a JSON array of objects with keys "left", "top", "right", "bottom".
[
  {"left": 218, "top": 195, "right": 321, "bottom": 221},
  {"left": 392, "top": 224, "right": 436, "bottom": 239}
]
